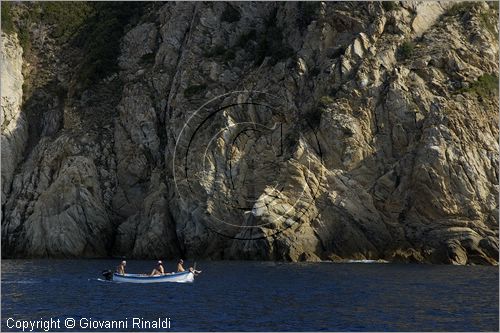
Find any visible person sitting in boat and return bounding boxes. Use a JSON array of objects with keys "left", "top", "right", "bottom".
[
  {"left": 189, "top": 267, "right": 202, "bottom": 275},
  {"left": 177, "top": 259, "right": 185, "bottom": 272},
  {"left": 116, "top": 260, "right": 126, "bottom": 275},
  {"left": 150, "top": 260, "right": 165, "bottom": 276}
]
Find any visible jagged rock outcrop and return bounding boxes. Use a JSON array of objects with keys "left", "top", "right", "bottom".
[{"left": 1, "top": 2, "right": 498, "bottom": 264}]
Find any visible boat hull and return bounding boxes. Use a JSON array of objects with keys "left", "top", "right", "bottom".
[{"left": 113, "top": 271, "right": 194, "bottom": 283}]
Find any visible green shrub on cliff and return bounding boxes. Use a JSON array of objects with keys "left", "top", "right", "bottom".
[
  {"left": 74, "top": 2, "right": 145, "bottom": 89},
  {"left": 5, "top": 2, "right": 92, "bottom": 45},
  {"left": 17, "top": 28, "right": 31, "bottom": 55},
  {"left": 2, "top": 3, "right": 33, "bottom": 55},
  {"left": 1, "top": 2, "right": 15, "bottom": 34},
  {"left": 234, "top": 9, "right": 294, "bottom": 66},
  {"left": 480, "top": 11, "right": 498, "bottom": 36},
  {"left": 39, "top": 2, "right": 93, "bottom": 41},
  {"left": 446, "top": 2, "right": 498, "bottom": 36},
  {"left": 398, "top": 41, "right": 415, "bottom": 59},
  {"left": 458, "top": 74, "right": 499, "bottom": 98},
  {"left": 445, "top": 2, "right": 476, "bottom": 17},
  {"left": 1, "top": 3, "right": 30, "bottom": 53},
  {"left": 319, "top": 95, "right": 334, "bottom": 107},
  {"left": 382, "top": 1, "right": 397, "bottom": 11}
]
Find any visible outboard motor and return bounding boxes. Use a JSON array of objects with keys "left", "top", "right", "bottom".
[{"left": 102, "top": 270, "right": 113, "bottom": 281}]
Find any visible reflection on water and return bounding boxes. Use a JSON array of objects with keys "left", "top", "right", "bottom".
[{"left": 2, "top": 260, "right": 498, "bottom": 331}]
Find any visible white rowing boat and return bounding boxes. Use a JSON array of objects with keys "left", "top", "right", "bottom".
[{"left": 112, "top": 271, "right": 195, "bottom": 283}]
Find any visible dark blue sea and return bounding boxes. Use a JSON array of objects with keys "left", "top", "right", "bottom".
[{"left": 1, "top": 260, "right": 498, "bottom": 331}]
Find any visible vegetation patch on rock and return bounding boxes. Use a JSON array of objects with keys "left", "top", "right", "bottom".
[
  {"left": 398, "top": 41, "right": 415, "bottom": 60},
  {"left": 381, "top": 1, "right": 397, "bottom": 12},
  {"left": 445, "top": 2, "right": 477, "bottom": 17},
  {"left": 458, "top": 74, "right": 499, "bottom": 98},
  {"left": 1, "top": 2, "right": 15, "bottom": 34},
  {"left": 234, "top": 10, "right": 294, "bottom": 66},
  {"left": 74, "top": 2, "right": 146, "bottom": 89}
]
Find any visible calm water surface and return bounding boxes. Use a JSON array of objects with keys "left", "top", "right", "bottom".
[{"left": 1, "top": 260, "right": 498, "bottom": 331}]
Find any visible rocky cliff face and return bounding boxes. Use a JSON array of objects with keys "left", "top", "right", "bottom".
[
  {"left": 1, "top": 32, "right": 27, "bottom": 207},
  {"left": 1, "top": 2, "right": 498, "bottom": 264}
]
